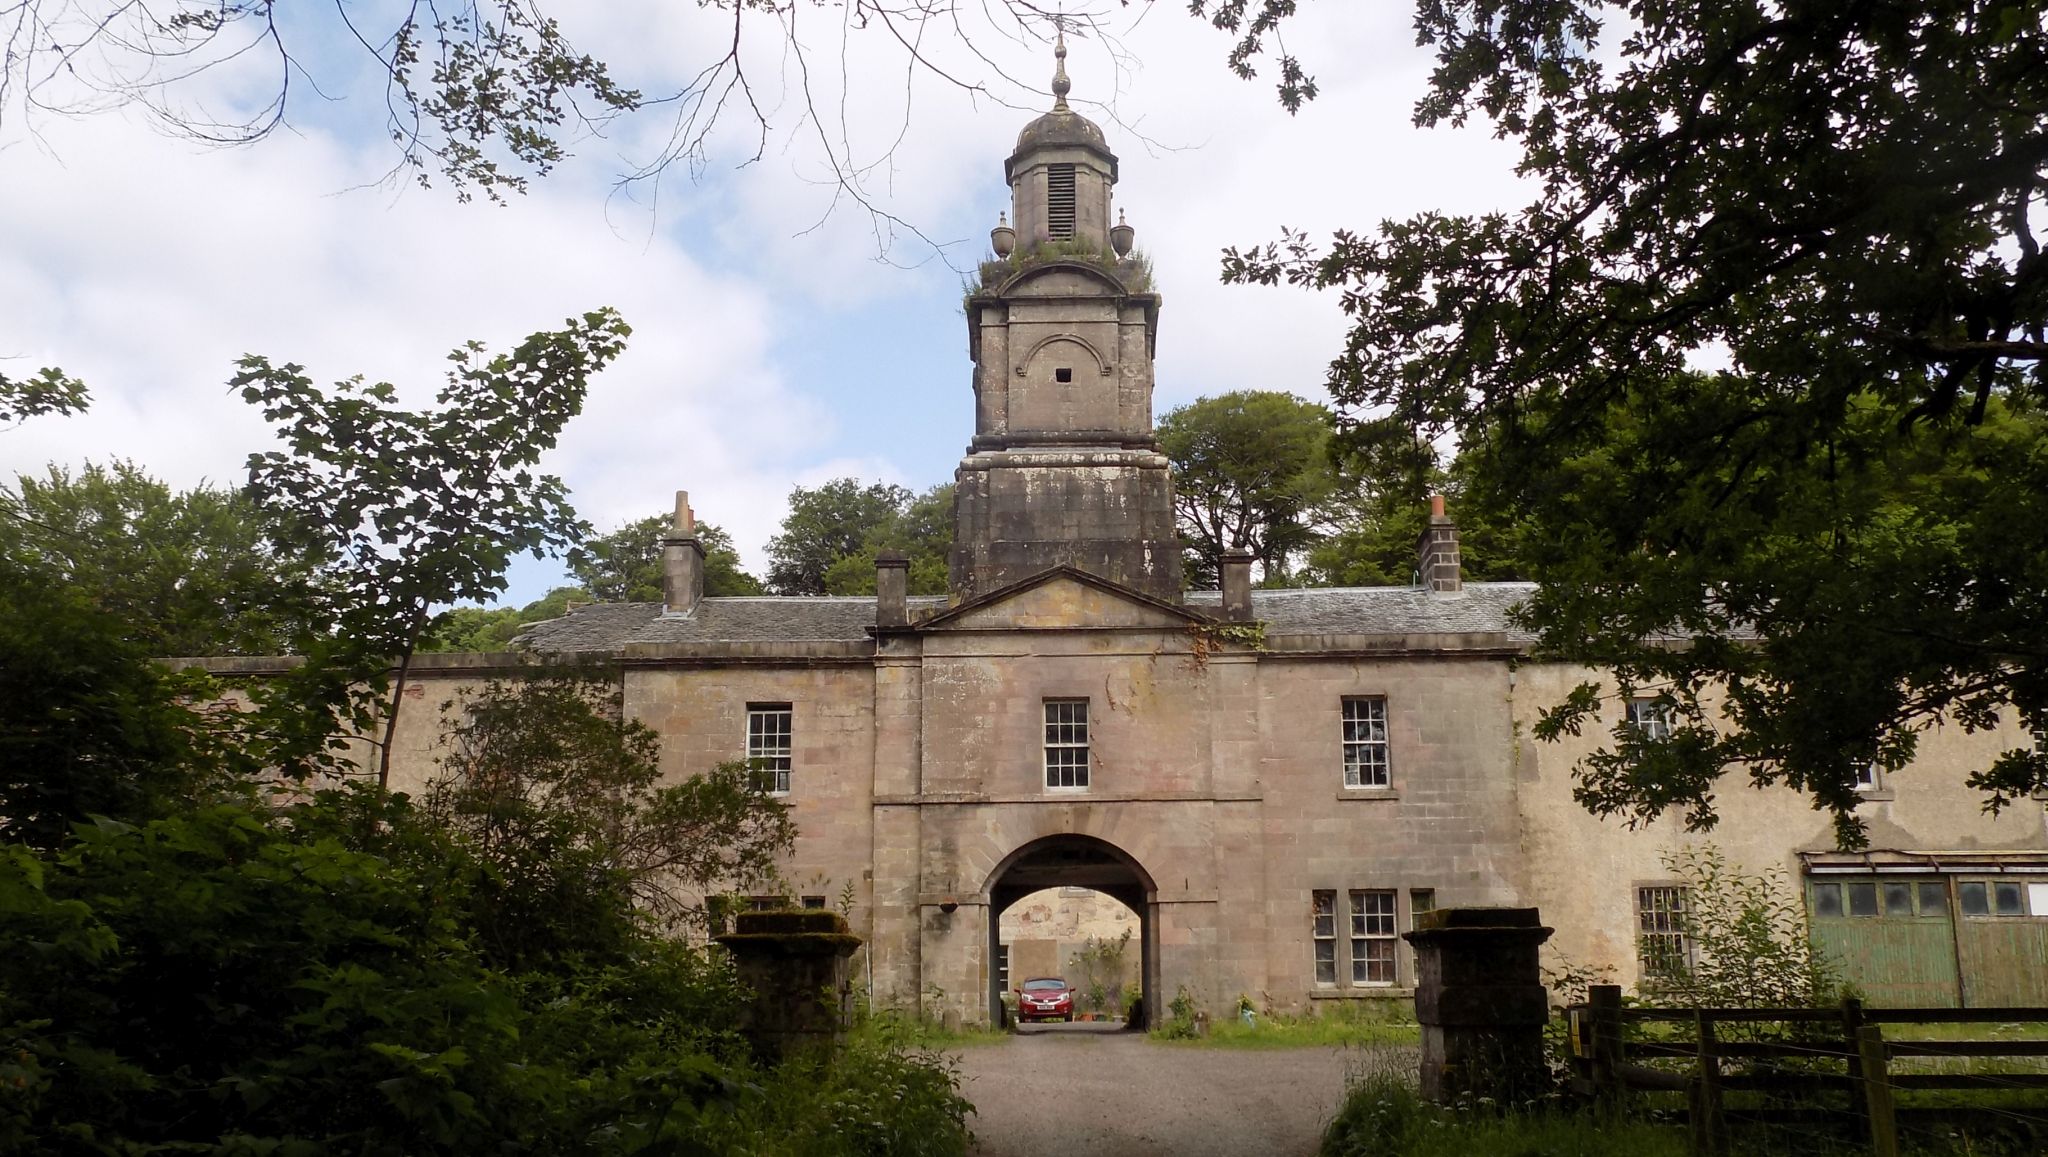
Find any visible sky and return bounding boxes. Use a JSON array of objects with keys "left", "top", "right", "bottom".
[{"left": 0, "top": 2, "right": 1528, "bottom": 607}]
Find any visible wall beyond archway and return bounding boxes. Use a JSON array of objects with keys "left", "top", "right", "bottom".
[{"left": 984, "top": 834, "right": 1158, "bottom": 1027}]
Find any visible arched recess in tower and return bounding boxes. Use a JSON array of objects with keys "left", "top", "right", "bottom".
[{"left": 983, "top": 834, "right": 1158, "bottom": 1029}]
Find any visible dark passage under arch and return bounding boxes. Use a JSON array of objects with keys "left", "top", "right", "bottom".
[{"left": 985, "top": 834, "right": 1157, "bottom": 1028}]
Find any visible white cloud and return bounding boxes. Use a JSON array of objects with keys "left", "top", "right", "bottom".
[{"left": 1, "top": 5, "right": 1534, "bottom": 605}]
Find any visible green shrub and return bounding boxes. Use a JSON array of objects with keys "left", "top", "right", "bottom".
[{"left": 1321, "top": 1069, "right": 1690, "bottom": 1157}]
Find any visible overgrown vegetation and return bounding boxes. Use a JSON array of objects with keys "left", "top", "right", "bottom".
[
  {"left": 0, "top": 325, "right": 973, "bottom": 1155},
  {"left": 1154, "top": 996, "right": 1422, "bottom": 1051},
  {"left": 966, "top": 238, "right": 1155, "bottom": 299},
  {"left": 1321, "top": 1069, "right": 1690, "bottom": 1157},
  {"left": 1065, "top": 929, "right": 1133, "bottom": 1017},
  {"left": 1646, "top": 845, "right": 1842, "bottom": 1011}
]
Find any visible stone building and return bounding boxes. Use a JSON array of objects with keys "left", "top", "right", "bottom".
[{"left": 342, "top": 49, "right": 2048, "bottom": 1021}]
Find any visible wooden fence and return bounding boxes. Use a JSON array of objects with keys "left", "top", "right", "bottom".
[{"left": 1569, "top": 984, "right": 2048, "bottom": 1157}]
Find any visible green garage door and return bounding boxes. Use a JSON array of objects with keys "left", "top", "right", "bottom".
[{"left": 1808, "top": 877, "right": 1960, "bottom": 1008}]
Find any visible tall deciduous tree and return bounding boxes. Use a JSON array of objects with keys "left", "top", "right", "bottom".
[
  {"left": 568, "top": 514, "right": 762, "bottom": 601},
  {"left": 236, "top": 308, "right": 630, "bottom": 787},
  {"left": 1302, "top": 433, "right": 1529, "bottom": 587},
  {"left": 0, "top": 460, "right": 322, "bottom": 656},
  {"left": 1221, "top": 2, "right": 2048, "bottom": 841},
  {"left": 816, "top": 484, "right": 954, "bottom": 597},
  {"left": 765, "top": 479, "right": 913, "bottom": 596},
  {"left": 1158, "top": 390, "right": 1335, "bottom": 583},
  {"left": 425, "top": 668, "right": 795, "bottom": 953}
]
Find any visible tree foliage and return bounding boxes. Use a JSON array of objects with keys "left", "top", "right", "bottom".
[
  {"left": 0, "top": 366, "right": 87, "bottom": 423},
  {"left": 1301, "top": 434, "right": 1529, "bottom": 587},
  {"left": 425, "top": 669, "right": 795, "bottom": 957},
  {"left": 569, "top": 514, "right": 762, "bottom": 602},
  {"left": 0, "top": 584, "right": 966, "bottom": 1155},
  {"left": 419, "top": 586, "right": 589, "bottom": 653},
  {"left": 2, "top": 1, "right": 639, "bottom": 203},
  {"left": 236, "top": 308, "right": 630, "bottom": 786},
  {"left": 0, "top": 460, "right": 321, "bottom": 656},
  {"left": 767, "top": 479, "right": 952, "bottom": 596},
  {"left": 1223, "top": 1, "right": 2048, "bottom": 841},
  {"left": 1158, "top": 390, "right": 1335, "bottom": 584},
  {"left": 1647, "top": 845, "right": 1842, "bottom": 1013},
  {"left": 0, "top": 557, "right": 249, "bottom": 850}
]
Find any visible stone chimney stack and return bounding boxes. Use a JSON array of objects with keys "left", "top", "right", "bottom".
[
  {"left": 1417, "top": 494, "right": 1463, "bottom": 595},
  {"left": 1219, "top": 551, "right": 1254, "bottom": 622},
  {"left": 875, "top": 551, "right": 910, "bottom": 629},
  {"left": 662, "top": 490, "right": 707, "bottom": 615}
]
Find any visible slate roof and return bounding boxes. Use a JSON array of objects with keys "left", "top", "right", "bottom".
[
  {"left": 517, "top": 583, "right": 1535, "bottom": 654},
  {"left": 1191, "top": 583, "right": 1536, "bottom": 641}
]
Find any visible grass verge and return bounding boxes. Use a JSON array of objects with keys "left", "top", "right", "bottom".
[{"left": 1153, "top": 1002, "right": 1424, "bottom": 1050}]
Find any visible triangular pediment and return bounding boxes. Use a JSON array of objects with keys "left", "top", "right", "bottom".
[{"left": 921, "top": 567, "right": 1205, "bottom": 632}]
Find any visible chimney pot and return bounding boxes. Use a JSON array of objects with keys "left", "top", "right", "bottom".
[{"left": 1219, "top": 551, "right": 1254, "bottom": 621}]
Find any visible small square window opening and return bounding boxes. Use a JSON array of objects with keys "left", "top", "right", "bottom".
[
  {"left": 1960, "top": 880, "right": 1990, "bottom": 915},
  {"left": 1995, "top": 881, "right": 2025, "bottom": 915},
  {"left": 1055, "top": 366, "right": 1073, "bottom": 383},
  {"left": 1919, "top": 882, "right": 1949, "bottom": 915},
  {"left": 1812, "top": 882, "right": 1843, "bottom": 917},
  {"left": 1626, "top": 698, "right": 1674, "bottom": 742}
]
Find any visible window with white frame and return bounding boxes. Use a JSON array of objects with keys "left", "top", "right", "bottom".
[
  {"left": 1349, "top": 890, "right": 1398, "bottom": 985},
  {"left": 1854, "top": 762, "right": 1882, "bottom": 792},
  {"left": 1636, "top": 885, "right": 1693, "bottom": 979},
  {"left": 1044, "top": 699, "right": 1090, "bottom": 789},
  {"left": 1342, "top": 697, "right": 1390, "bottom": 788},
  {"left": 746, "top": 704, "right": 793, "bottom": 794},
  {"left": 1626, "top": 698, "right": 1674, "bottom": 742},
  {"left": 1312, "top": 890, "right": 1337, "bottom": 985}
]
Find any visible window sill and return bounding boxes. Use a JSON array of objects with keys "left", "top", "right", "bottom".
[
  {"left": 1310, "top": 988, "right": 1415, "bottom": 1000},
  {"left": 1854, "top": 789, "right": 1897, "bottom": 803},
  {"left": 1335, "top": 788, "right": 1400, "bottom": 802}
]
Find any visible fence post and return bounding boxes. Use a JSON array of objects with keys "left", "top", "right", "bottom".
[
  {"left": 1590, "top": 984, "right": 1624, "bottom": 1107},
  {"left": 1689, "top": 1011, "right": 1728, "bottom": 1157},
  {"left": 1855, "top": 1024, "right": 1899, "bottom": 1157},
  {"left": 1840, "top": 996, "right": 1868, "bottom": 1142}
]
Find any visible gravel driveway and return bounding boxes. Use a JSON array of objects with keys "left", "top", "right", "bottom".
[{"left": 955, "top": 1023, "right": 1402, "bottom": 1157}]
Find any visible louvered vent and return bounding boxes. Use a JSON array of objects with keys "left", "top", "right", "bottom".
[{"left": 1046, "top": 164, "right": 1077, "bottom": 240}]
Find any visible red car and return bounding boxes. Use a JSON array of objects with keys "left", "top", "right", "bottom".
[{"left": 1016, "top": 977, "right": 1073, "bottom": 1023}]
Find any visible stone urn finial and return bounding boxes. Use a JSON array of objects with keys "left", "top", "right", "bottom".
[
  {"left": 1110, "top": 209, "right": 1135, "bottom": 257},
  {"left": 991, "top": 211, "right": 1016, "bottom": 258}
]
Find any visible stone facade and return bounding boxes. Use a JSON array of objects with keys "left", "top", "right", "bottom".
[{"left": 188, "top": 58, "right": 2048, "bottom": 1025}]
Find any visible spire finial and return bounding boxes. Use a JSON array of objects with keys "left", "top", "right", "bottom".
[{"left": 1051, "top": 26, "right": 1071, "bottom": 110}]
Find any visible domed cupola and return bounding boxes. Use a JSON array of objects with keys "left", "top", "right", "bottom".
[
  {"left": 1004, "top": 33, "right": 1119, "bottom": 249},
  {"left": 949, "top": 35, "right": 1179, "bottom": 604}
]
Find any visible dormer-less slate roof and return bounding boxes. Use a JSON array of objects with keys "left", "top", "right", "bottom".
[{"left": 516, "top": 583, "right": 1537, "bottom": 654}]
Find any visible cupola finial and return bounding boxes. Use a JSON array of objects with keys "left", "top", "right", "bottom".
[{"left": 1051, "top": 27, "right": 1071, "bottom": 110}]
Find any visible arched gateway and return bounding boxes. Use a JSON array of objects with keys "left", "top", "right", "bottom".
[{"left": 984, "top": 835, "right": 1158, "bottom": 1027}]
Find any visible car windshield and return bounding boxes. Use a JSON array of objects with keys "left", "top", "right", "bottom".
[{"left": 1021, "top": 979, "right": 1066, "bottom": 992}]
